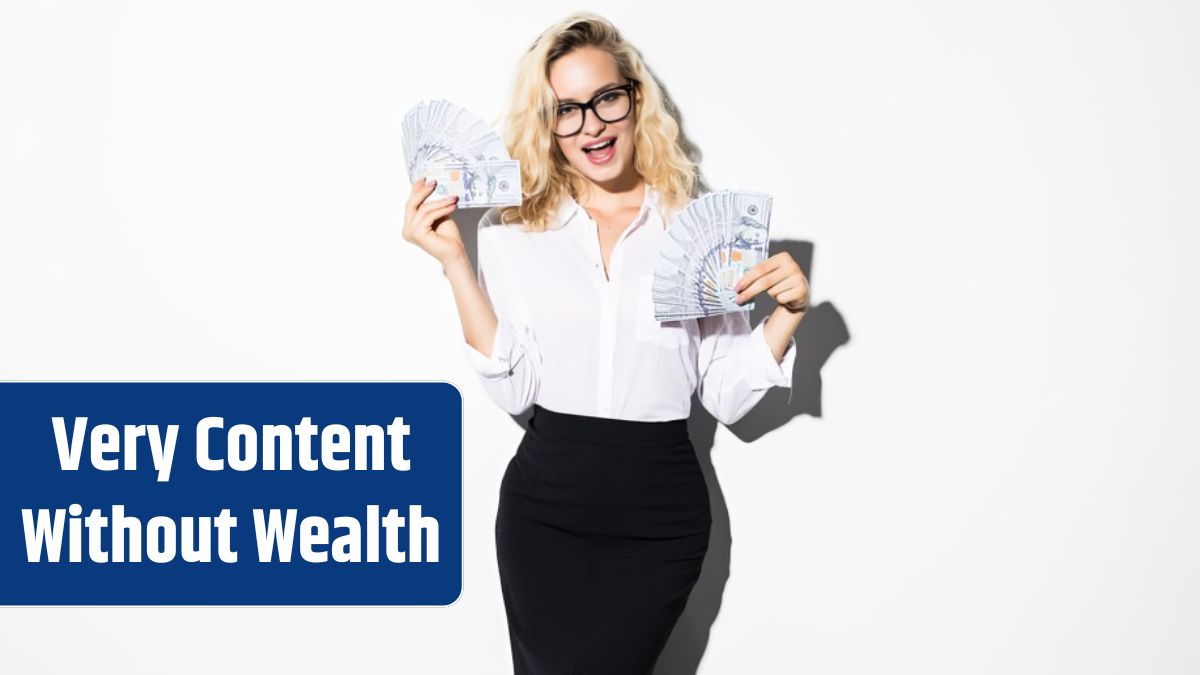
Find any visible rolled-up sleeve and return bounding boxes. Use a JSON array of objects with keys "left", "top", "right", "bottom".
[
  {"left": 695, "top": 310, "right": 797, "bottom": 426},
  {"left": 461, "top": 213, "right": 541, "bottom": 415}
]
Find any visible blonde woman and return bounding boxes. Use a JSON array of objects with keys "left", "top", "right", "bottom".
[{"left": 403, "top": 12, "right": 809, "bottom": 673}]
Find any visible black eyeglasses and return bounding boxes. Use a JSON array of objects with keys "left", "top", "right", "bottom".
[{"left": 552, "top": 80, "right": 639, "bottom": 138}]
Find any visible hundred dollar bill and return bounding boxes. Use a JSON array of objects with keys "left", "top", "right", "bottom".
[
  {"left": 650, "top": 190, "right": 773, "bottom": 321},
  {"left": 417, "top": 159, "right": 523, "bottom": 208}
]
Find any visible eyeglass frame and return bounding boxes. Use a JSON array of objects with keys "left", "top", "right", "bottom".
[{"left": 551, "top": 80, "right": 640, "bottom": 138}]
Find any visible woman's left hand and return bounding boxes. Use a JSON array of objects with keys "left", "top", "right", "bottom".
[{"left": 733, "top": 252, "right": 810, "bottom": 312}]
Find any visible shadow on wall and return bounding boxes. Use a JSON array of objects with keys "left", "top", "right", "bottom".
[{"left": 448, "top": 69, "right": 851, "bottom": 675}]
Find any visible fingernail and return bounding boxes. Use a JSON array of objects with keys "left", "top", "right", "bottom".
[{"left": 424, "top": 177, "right": 435, "bottom": 186}]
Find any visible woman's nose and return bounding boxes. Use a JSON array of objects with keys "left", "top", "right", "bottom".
[{"left": 580, "top": 109, "right": 606, "bottom": 137}]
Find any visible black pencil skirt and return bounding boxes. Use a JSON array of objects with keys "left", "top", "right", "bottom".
[{"left": 494, "top": 404, "right": 713, "bottom": 674}]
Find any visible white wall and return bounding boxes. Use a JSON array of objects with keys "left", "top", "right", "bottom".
[{"left": 1, "top": 1, "right": 1196, "bottom": 673}]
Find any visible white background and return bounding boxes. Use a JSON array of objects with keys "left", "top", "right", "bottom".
[{"left": 2, "top": 1, "right": 1197, "bottom": 673}]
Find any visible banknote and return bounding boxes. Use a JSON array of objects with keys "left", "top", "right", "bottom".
[
  {"left": 417, "top": 160, "right": 522, "bottom": 208},
  {"left": 404, "top": 99, "right": 523, "bottom": 207},
  {"left": 650, "top": 190, "right": 773, "bottom": 321}
]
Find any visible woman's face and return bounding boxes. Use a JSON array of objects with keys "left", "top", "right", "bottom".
[{"left": 549, "top": 46, "right": 638, "bottom": 190}]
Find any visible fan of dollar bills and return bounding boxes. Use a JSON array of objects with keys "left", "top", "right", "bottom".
[
  {"left": 402, "top": 99, "right": 523, "bottom": 208},
  {"left": 651, "top": 190, "right": 773, "bottom": 321}
]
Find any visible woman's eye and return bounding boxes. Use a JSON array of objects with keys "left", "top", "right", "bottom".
[
  {"left": 599, "top": 92, "right": 619, "bottom": 103},
  {"left": 556, "top": 107, "right": 573, "bottom": 117}
]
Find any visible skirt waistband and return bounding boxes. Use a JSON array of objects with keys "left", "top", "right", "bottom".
[{"left": 529, "top": 404, "right": 689, "bottom": 445}]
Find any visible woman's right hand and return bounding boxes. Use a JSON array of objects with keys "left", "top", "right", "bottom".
[{"left": 403, "top": 178, "right": 466, "bottom": 267}]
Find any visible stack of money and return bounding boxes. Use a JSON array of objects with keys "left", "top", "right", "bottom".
[
  {"left": 651, "top": 190, "right": 773, "bottom": 321},
  {"left": 403, "top": 100, "right": 523, "bottom": 208}
]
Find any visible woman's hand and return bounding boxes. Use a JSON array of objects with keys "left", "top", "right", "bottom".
[
  {"left": 402, "top": 178, "right": 466, "bottom": 267},
  {"left": 733, "top": 252, "right": 810, "bottom": 312}
]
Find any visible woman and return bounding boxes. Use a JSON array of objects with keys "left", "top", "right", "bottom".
[{"left": 402, "top": 12, "right": 810, "bottom": 673}]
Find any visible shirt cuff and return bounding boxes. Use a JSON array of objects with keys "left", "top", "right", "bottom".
[
  {"left": 750, "top": 315, "right": 796, "bottom": 389},
  {"left": 462, "top": 318, "right": 524, "bottom": 380}
]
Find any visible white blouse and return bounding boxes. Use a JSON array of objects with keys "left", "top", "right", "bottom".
[{"left": 460, "top": 184, "right": 796, "bottom": 424}]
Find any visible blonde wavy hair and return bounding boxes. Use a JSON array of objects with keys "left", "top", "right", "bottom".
[{"left": 497, "top": 12, "right": 699, "bottom": 230}]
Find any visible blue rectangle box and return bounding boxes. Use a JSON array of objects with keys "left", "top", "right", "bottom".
[{"left": 0, "top": 382, "right": 463, "bottom": 606}]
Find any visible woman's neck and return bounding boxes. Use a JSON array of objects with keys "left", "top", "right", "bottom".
[{"left": 578, "top": 174, "right": 645, "bottom": 214}]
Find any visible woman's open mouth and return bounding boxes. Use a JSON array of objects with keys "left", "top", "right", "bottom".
[{"left": 582, "top": 137, "right": 617, "bottom": 165}]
